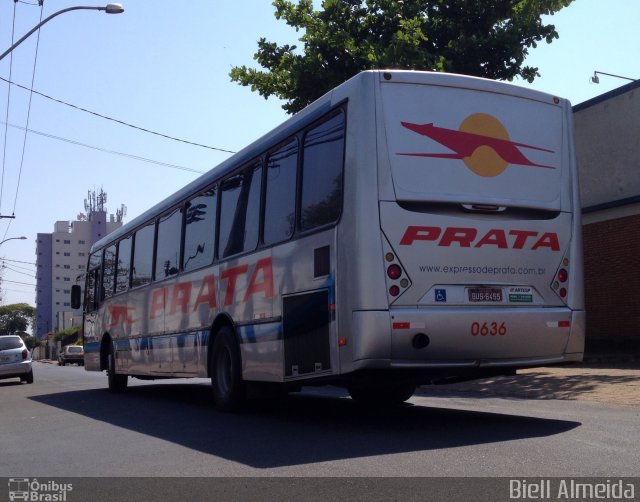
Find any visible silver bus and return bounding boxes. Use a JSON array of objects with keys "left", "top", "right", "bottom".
[{"left": 72, "top": 70, "right": 585, "bottom": 410}]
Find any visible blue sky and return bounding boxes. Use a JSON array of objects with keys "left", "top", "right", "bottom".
[{"left": 0, "top": 0, "right": 638, "bottom": 308}]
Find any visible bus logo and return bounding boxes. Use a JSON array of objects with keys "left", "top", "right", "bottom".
[
  {"left": 398, "top": 113, "right": 555, "bottom": 177},
  {"left": 8, "top": 479, "right": 29, "bottom": 502}
]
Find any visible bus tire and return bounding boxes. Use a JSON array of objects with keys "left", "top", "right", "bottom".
[
  {"left": 107, "top": 343, "right": 128, "bottom": 393},
  {"left": 348, "top": 383, "right": 415, "bottom": 406},
  {"left": 211, "top": 327, "right": 245, "bottom": 412}
]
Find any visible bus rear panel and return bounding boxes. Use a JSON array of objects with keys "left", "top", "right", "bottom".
[{"left": 340, "top": 71, "right": 584, "bottom": 384}]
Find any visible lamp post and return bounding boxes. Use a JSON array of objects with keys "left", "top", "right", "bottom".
[
  {"left": 591, "top": 71, "right": 636, "bottom": 84},
  {"left": 0, "top": 3, "right": 124, "bottom": 62},
  {"left": 0, "top": 236, "right": 27, "bottom": 246}
]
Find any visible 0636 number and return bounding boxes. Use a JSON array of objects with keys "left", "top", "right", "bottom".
[{"left": 470, "top": 321, "right": 507, "bottom": 336}]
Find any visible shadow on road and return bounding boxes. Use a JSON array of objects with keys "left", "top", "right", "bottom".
[
  {"left": 30, "top": 383, "right": 581, "bottom": 468},
  {"left": 421, "top": 369, "right": 638, "bottom": 402}
]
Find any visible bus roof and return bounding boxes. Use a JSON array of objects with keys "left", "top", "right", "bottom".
[{"left": 91, "top": 70, "right": 569, "bottom": 252}]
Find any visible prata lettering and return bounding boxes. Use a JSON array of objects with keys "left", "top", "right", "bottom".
[
  {"left": 108, "top": 257, "right": 275, "bottom": 325},
  {"left": 400, "top": 226, "right": 560, "bottom": 251}
]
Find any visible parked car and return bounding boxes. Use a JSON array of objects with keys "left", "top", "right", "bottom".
[
  {"left": 58, "top": 345, "right": 84, "bottom": 366},
  {"left": 0, "top": 335, "right": 33, "bottom": 384}
]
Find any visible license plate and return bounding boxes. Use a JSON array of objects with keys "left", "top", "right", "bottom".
[
  {"left": 0, "top": 355, "right": 10, "bottom": 362},
  {"left": 468, "top": 288, "right": 503, "bottom": 302}
]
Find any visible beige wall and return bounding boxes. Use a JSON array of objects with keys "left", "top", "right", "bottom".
[{"left": 574, "top": 81, "right": 640, "bottom": 209}]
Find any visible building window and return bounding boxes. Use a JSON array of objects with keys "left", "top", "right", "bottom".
[
  {"left": 64, "top": 240, "right": 71, "bottom": 244},
  {"left": 63, "top": 277, "right": 70, "bottom": 282},
  {"left": 63, "top": 265, "right": 71, "bottom": 269},
  {"left": 78, "top": 240, "right": 85, "bottom": 245},
  {"left": 64, "top": 252, "right": 71, "bottom": 257}
]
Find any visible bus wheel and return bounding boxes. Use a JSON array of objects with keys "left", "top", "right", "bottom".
[
  {"left": 107, "top": 343, "right": 128, "bottom": 393},
  {"left": 348, "top": 384, "right": 415, "bottom": 406},
  {"left": 211, "top": 327, "right": 245, "bottom": 412}
]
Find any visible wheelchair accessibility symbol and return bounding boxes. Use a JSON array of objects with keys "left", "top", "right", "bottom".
[{"left": 435, "top": 289, "right": 447, "bottom": 302}]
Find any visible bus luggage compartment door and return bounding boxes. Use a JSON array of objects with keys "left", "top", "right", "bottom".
[{"left": 282, "top": 290, "right": 331, "bottom": 378}]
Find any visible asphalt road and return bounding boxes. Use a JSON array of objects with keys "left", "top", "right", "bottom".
[{"left": 1, "top": 362, "right": 638, "bottom": 481}]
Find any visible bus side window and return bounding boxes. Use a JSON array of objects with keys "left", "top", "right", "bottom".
[
  {"left": 85, "top": 252, "right": 102, "bottom": 312},
  {"left": 264, "top": 139, "right": 298, "bottom": 245},
  {"left": 183, "top": 186, "right": 217, "bottom": 272},
  {"left": 155, "top": 207, "right": 182, "bottom": 279},
  {"left": 116, "top": 236, "right": 132, "bottom": 294},
  {"left": 300, "top": 112, "right": 345, "bottom": 231},
  {"left": 132, "top": 222, "right": 154, "bottom": 288},
  {"left": 102, "top": 244, "right": 116, "bottom": 301},
  {"left": 219, "top": 162, "right": 262, "bottom": 258}
]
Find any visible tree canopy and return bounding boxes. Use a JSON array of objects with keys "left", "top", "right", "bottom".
[
  {"left": 0, "top": 303, "right": 35, "bottom": 336},
  {"left": 230, "top": 0, "right": 574, "bottom": 114}
]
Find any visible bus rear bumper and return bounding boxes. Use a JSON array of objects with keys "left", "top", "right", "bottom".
[{"left": 351, "top": 307, "right": 585, "bottom": 372}]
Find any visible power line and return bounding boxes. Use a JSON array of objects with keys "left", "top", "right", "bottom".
[
  {"left": 3, "top": 0, "right": 44, "bottom": 242},
  {"left": 2, "top": 278, "right": 36, "bottom": 286},
  {"left": 1, "top": 260, "right": 36, "bottom": 272},
  {"left": 1, "top": 257, "right": 36, "bottom": 266},
  {"left": 1, "top": 121, "right": 206, "bottom": 174},
  {"left": 2, "top": 263, "right": 35, "bottom": 278},
  {"left": 11, "top": 1, "right": 44, "bottom": 218},
  {"left": 0, "top": 2, "right": 18, "bottom": 213},
  {"left": 0, "top": 76, "right": 237, "bottom": 154}
]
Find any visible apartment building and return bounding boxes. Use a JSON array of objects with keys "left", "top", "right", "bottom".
[{"left": 35, "top": 202, "right": 123, "bottom": 338}]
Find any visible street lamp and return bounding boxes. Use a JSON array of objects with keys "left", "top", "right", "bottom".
[
  {"left": 0, "top": 4, "right": 124, "bottom": 62},
  {"left": 591, "top": 71, "right": 636, "bottom": 84},
  {"left": 0, "top": 236, "right": 27, "bottom": 246}
]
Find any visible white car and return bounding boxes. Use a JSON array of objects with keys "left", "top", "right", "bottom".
[{"left": 0, "top": 335, "right": 33, "bottom": 384}]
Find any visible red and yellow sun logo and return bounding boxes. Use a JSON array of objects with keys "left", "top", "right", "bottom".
[{"left": 399, "top": 113, "right": 555, "bottom": 177}]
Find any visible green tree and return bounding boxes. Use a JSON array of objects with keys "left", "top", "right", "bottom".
[
  {"left": 230, "top": 0, "right": 573, "bottom": 114},
  {"left": 22, "top": 335, "right": 42, "bottom": 352},
  {"left": 0, "top": 303, "right": 36, "bottom": 336}
]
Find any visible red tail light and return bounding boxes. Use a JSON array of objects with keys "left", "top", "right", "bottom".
[
  {"left": 552, "top": 257, "right": 570, "bottom": 301},
  {"left": 381, "top": 237, "right": 412, "bottom": 301},
  {"left": 387, "top": 264, "right": 402, "bottom": 280},
  {"left": 22, "top": 349, "right": 28, "bottom": 360}
]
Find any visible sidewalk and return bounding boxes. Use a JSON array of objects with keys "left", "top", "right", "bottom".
[{"left": 421, "top": 363, "right": 640, "bottom": 407}]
